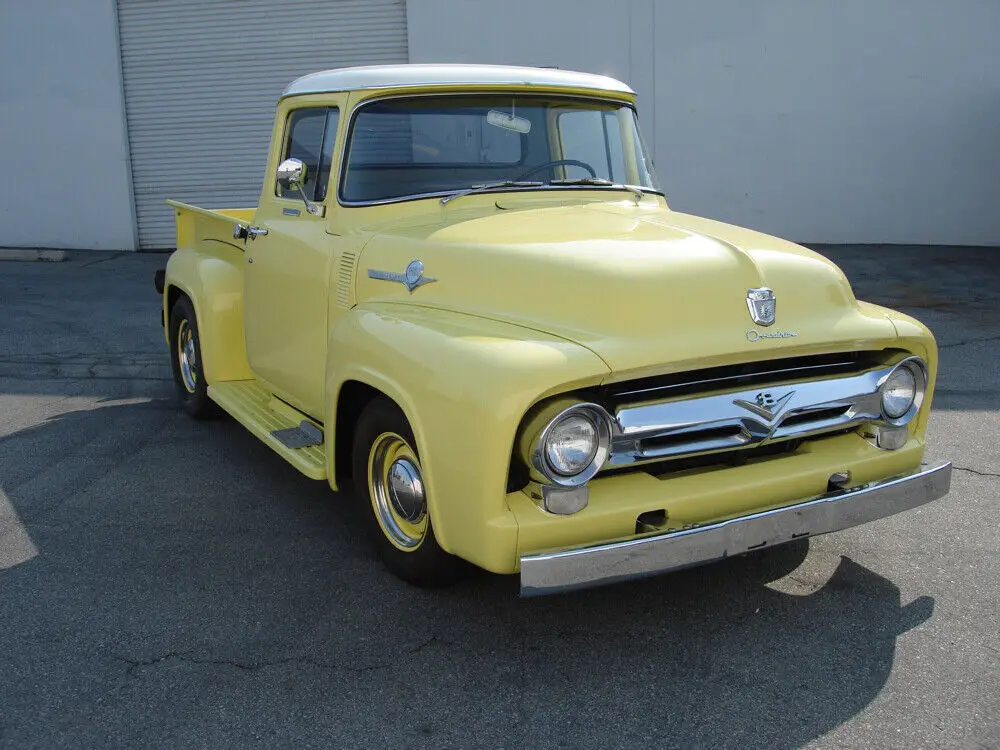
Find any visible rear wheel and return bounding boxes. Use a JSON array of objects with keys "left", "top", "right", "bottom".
[
  {"left": 168, "top": 295, "right": 219, "bottom": 419},
  {"left": 352, "top": 398, "right": 463, "bottom": 587}
]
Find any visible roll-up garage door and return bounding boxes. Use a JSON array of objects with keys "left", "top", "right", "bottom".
[{"left": 117, "top": 0, "right": 408, "bottom": 249}]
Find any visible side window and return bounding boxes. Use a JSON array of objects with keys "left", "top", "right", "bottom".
[{"left": 277, "top": 107, "right": 339, "bottom": 201}]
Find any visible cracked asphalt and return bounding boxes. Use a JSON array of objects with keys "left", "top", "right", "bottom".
[{"left": 1, "top": 246, "right": 997, "bottom": 749}]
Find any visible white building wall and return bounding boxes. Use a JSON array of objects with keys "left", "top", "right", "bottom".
[
  {"left": 0, "top": 0, "right": 136, "bottom": 251},
  {"left": 407, "top": 0, "right": 1000, "bottom": 246},
  {"left": 116, "top": 0, "right": 409, "bottom": 249}
]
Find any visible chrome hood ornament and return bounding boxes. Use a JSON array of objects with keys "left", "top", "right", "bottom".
[
  {"left": 746, "top": 287, "right": 776, "bottom": 326},
  {"left": 368, "top": 260, "right": 437, "bottom": 293}
]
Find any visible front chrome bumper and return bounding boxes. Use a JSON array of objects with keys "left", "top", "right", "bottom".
[{"left": 519, "top": 462, "right": 952, "bottom": 596}]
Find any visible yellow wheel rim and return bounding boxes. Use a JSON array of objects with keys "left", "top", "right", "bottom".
[
  {"left": 367, "top": 432, "right": 428, "bottom": 551},
  {"left": 176, "top": 319, "right": 198, "bottom": 394}
]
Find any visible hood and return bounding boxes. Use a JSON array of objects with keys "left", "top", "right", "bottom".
[{"left": 354, "top": 199, "right": 897, "bottom": 379}]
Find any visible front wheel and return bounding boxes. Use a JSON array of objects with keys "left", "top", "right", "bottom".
[
  {"left": 168, "top": 295, "right": 219, "bottom": 419},
  {"left": 352, "top": 398, "right": 463, "bottom": 587}
]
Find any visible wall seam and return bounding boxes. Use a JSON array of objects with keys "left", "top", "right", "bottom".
[{"left": 110, "top": 0, "right": 140, "bottom": 251}]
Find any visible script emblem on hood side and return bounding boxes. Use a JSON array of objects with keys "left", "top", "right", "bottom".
[{"left": 746, "top": 287, "right": 776, "bottom": 326}]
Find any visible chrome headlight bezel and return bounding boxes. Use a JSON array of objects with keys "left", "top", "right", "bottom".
[
  {"left": 877, "top": 356, "right": 927, "bottom": 427},
  {"left": 530, "top": 402, "right": 613, "bottom": 487}
]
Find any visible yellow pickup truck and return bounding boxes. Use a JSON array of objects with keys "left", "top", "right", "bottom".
[{"left": 159, "top": 64, "right": 951, "bottom": 595}]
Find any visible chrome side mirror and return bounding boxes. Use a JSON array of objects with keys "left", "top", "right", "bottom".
[
  {"left": 276, "top": 158, "right": 324, "bottom": 216},
  {"left": 277, "top": 158, "right": 307, "bottom": 191}
]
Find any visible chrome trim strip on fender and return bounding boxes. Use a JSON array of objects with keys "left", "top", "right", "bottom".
[
  {"left": 519, "top": 462, "right": 952, "bottom": 596},
  {"left": 368, "top": 259, "right": 436, "bottom": 293}
]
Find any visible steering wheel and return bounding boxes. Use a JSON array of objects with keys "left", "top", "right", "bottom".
[{"left": 514, "top": 159, "right": 597, "bottom": 182}]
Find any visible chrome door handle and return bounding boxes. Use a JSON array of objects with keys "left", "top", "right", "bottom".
[{"left": 247, "top": 226, "right": 269, "bottom": 239}]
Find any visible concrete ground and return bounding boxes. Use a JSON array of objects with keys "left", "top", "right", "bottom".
[{"left": 0, "top": 246, "right": 997, "bottom": 749}]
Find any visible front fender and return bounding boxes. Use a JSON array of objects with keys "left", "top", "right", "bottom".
[
  {"left": 164, "top": 246, "right": 253, "bottom": 384},
  {"left": 324, "top": 302, "right": 611, "bottom": 574},
  {"left": 874, "top": 303, "right": 939, "bottom": 437}
]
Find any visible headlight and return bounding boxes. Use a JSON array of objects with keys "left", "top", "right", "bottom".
[
  {"left": 531, "top": 403, "right": 613, "bottom": 486},
  {"left": 879, "top": 358, "right": 927, "bottom": 423},
  {"left": 881, "top": 367, "right": 915, "bottom": 418},
  {"left": 545, "top": 413, "right": 599, "bottom": 475}
]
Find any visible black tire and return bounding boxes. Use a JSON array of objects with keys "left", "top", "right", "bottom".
[
  {"left": 352, "top": 398, "right": 463, "bottom": 587},
  {"left": 168, "top": 295, "right": 220, "bottom": 419}
]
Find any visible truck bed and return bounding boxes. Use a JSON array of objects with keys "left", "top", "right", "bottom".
[{"left": 166, "top": 200, "right": 255, "bottom": 252}]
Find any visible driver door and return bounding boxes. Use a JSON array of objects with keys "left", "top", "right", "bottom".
[{"left": 243, "top": 104, "right": 342, "bottom": 419}]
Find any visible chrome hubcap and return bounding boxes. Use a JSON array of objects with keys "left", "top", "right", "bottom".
[
  {"left": 369, "top": 433, "right": 428, "bottom": 550},
  {"left": 177, "top": 320, "right": 198, "bottom": 393},
  {"left": 387, "top": 458, "right": 425, "bottom": 522}
]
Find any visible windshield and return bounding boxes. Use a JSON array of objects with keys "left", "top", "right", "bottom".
[{"left": 341, "top": 95, "right": 660, "bottom": 204}]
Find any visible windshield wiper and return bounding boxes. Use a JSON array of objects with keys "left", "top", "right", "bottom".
[
  {"left": 440, "top": 180, "right": 544, "bottom": 205},
  {"left": 549, "top": 178, "right": 649, "bottom": 203}
]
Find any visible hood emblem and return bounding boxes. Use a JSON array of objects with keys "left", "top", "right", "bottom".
[
  {"left": 368, "top": 260, "right": 436, "bottom": 293},
  {"left": 733, "top": 390, "right": 795, "bottom": 422},
  {"left": 746, "top": 287, "right": 776, "bottom": 326}
]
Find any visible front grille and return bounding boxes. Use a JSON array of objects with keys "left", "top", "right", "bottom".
[
  {"left": 603, "top": 351, "right": 896, "bottom": 468},
  {"left": 640, "top": 425, "right": 746, "bottom": 454},
  {"left": 779, "top": 405, "right": 851, "bottom": 428}
]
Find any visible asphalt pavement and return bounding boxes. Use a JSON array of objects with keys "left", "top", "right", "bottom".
[{"left": 0, "top": 246, "right": 997, "bottom": 749}]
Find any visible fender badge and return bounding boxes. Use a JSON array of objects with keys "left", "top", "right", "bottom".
[{"left": 368, "top": 260, "right": 437, "bottom": 293}]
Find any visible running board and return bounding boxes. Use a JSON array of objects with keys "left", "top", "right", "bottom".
[
  {"left": 272, "top": 420, "right": 323, "bottom": 449},
  {"left": 207, "top": 380, "right": 326, "bottom": 480}
]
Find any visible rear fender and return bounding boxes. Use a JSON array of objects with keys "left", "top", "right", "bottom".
[{"left": 164, "top": 247, "right": 253, "bottom": 384}]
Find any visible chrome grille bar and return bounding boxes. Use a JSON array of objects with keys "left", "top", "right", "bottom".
[{"left": 608, "top": 366, "right": 890, "bottom": 466}]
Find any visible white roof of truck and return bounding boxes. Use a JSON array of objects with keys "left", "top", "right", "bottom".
[{"left": 282, "top": 64, "right": 634, "bottom": 97}]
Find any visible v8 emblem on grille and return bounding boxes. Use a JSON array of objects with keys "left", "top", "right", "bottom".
[{"left": 733, "top": 390, "right": 795, "bottom": 422}]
